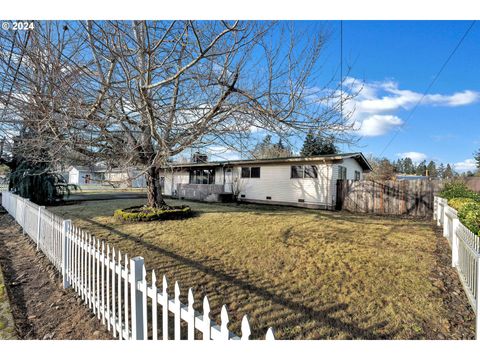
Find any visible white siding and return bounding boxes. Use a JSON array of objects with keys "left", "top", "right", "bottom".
[
  {"left": 233, "top": 163, "right": 335, "bottom": 207},
  {"left": 331, "top": 158, "right": 364, "bottom": 203},
  {"left": 69, "top": 169, "right": 79, "bottom": 184},
  {"left": 215, "top": 168, "right": 224, "bottom": 185},
  {"left": 160, "top": 170, "right": 189, "bottom": 196}
]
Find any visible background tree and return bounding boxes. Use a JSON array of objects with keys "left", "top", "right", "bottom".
[
  {"left": 475, "top": 148, "right": 480, "bottom": 171},
  {"left": 444, "top": 164, "right": 454, "bottom": 179},
  {"left": 415, "top": 160, "right": 427, "bottom": 176},
  {"left": 402, "top": 157, "right": 415, "bottom": 174},
  {"left": 426, "top": 160, "right": 437, "bottom": 178},
  {"left": 0, "top": 21, "right": 356, "bottom": 209},
  {"left": 365, "top": 157, "right": 396, "bottom": 181},
  {"left": 438, "top": 163, "right": 445, "bottom": 179},
  {"left": 252, "top": 135, "right": 292, "bottom": 159},
  {"left": 300, "top": 131, "right": 337, "bottom": 156}
]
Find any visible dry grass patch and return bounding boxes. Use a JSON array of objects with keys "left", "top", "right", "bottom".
[{"left": 49, "top": 199, "right": 464, "bottom": 339}]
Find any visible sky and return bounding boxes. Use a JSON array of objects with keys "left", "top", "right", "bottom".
[
  {"left": 333, "top": 20, "right": 480, "bottom": 173},
  {"left": 207, "top": 21, "right": 480, "bottom": 173}
]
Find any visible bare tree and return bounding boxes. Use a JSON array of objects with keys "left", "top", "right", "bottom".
[{"left": 1, "top": 20, "right": 356, "bottom": 208}]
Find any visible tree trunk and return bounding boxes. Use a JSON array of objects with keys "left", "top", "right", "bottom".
[{"left": 146, "top": 166, "right": 168, "bottom": 208}]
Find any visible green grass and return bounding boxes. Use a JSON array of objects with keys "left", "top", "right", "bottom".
[{"left": 50, "top": 199, "right": 453, "bottom": 339}]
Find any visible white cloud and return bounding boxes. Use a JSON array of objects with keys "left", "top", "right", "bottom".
[
  {"left": 396, "top": 151, "right": 427, "bottom": 163},
  {"left": 454, "top": 159, "right": 477, "bottom": 173},
  {"left": 358, "top": 115, "right": 404, "bottom": 137},
  {"left": 341, "top": 77, "right": 480, "bottom": 137}
]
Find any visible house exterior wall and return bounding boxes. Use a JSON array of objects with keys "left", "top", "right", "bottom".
[
  {"left": 232, "top": 162, "right": 335, "bottom": 209},
  {"left": 160, "top": 169, "right": 190, "bottom": 196},
  {"left": 330, "top": 158, "right": 365, "bottom": 204},
  {"left": 69, "top": 168, "right": 79, "bottom": 184},
  {"left": 69, "top": 169, "right": 93, "bottom": 185}
]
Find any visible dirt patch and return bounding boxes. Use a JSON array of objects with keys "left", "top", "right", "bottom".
[
  {"left": 429, "top": 225, "right": 475, "bottom": 339},
  {"left": 0, "top": 212, "right": 112, "bottom": 340}
]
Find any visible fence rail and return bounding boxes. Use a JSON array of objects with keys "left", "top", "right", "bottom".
[
  {"left": 434, "top": 196, "right": 480, "bottom": 339},
  {"left": 1, "top": 191, "right": 274, "bottom": 340}
]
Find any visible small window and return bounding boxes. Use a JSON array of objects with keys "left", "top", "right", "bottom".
[
  {"left": 250, "top": 167, "right": 260, "bottom": 178},
  {"left": 304, "top": 165, "right": 318, "bottom": 179},
  {"left": 291, "top": 165, "right": 303, "bottom": 178},
  {"left": 241, "top": 167, "right": 260, "bottom": 178},
  {"left": 354, "top": 170, "right": 361, "bottom": 181},
  {"left": 291, "top": 165, "right": 317, "bottom": 179},
  {"left": 338, "top": 166, "right": 347, "bottom": 180},
  {"left": 241, "top": 167, "right": 251, "bottom": 178}
]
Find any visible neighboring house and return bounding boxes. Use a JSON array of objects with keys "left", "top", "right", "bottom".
[
  {"left": 67, "top": 166, "right": 147, "bottom": 188},
  {"left": 159, "top": 153, "right": 372, "bottom": 209}
]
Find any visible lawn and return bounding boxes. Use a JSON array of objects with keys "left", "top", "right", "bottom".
[{"left": 49, "top": 198, "right": 463, "bottom": 339}]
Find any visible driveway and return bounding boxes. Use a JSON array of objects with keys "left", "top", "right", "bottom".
[{"left": 66, "top": 192, "right": 147, "bottom": 202}]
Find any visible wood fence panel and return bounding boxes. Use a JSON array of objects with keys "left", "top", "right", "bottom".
[{"left": 336, "top": 179, "right": 443, "bottom": 217}]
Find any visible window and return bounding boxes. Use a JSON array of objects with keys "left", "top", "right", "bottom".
[
  {"left": 338, "top": 166, "right": 347, "bottom": 180},
  {"left": 304, "top": 165, "right": 318, "bottom": 178},
  {"left": 241, "top": 167, "right": 250, "bottom": 178},
  {"left": 189, "top": 168, "right": 215, "bottom": 184},
  {"left": 241, "top": 167, "right": 261, "bottom": 178},
  {"left": 250, "top": 167, "right": 261, "bottom": 178},
  {"left": 291, "top": 165, "right": 318, "bottom": 179},
  {"left": 354, "top": 170, "right": 361, "bottom": 181},
  {"left": 291, "top": 165, "right": 303, "bottom": 178}
]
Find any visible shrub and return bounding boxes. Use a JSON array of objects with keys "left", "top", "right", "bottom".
[
  {"left": 439, "top": 180, "right": 480, "bottom": 201},
  {"left": 448, "top": 197, "right": 477, "bottom": 211},
  {"left": 457, "top": 202, "right": 480, "bottom": 236},
  {"left": 114, "top": 205, "right": 193, "bottom": 222}
]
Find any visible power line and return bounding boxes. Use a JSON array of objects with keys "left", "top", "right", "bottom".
[
  {"left": 379, "top": 20, "right": 476, "bottom": 158},
  {"left": 340, "top": 20, "right": 343, "bottom": 121}
]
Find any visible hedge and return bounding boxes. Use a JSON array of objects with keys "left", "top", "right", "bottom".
[
  {"left": 441, "top": 181, "right": 480, "bottom": 236},
  {"left": 448, "top": 197, "right": 477, "bottom": 211},
  {"left": 439, "top": 181, "right": 480, "bottom": 201},
  {"left": 457, "top": 202, "right": 480, "bottom": 236},
  {"left": 114, "top": 205, "right": 193, "bottom": 222}
]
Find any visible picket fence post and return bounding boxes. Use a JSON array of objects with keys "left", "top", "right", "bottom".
[
  {"left": 442, "top": 204, "right": 448, "bottom": 238},
  {"left": 452, "top": 219, "right": 459, "bottom": 267},
  {"left": 21, "top": 198, "right": 27, "bottom": 233},
  {"left": 476, "top": 257, "right": 480, "bottom": 340},
  {"left": 130, "top": 256, "right": 145, "bottom": 340},
  {"left": 36, "top": 206, "right": 45, "bottom": 250},
  {"left": 62, "top": 219, "right": 72, "bottom": 289}
]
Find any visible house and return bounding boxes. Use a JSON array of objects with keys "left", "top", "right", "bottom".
[
  {"left": 67, "top": 165, "right": 147, "bottom": 188},
  {"left": 159, "top": 152, "right": 372, "bottom": 209}
]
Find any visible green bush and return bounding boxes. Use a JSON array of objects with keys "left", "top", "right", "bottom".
[
  {"left": 439, "top": 180, "right": 480, "bottom": 201},
  {"left": 448, "top": 197, "right": 477, "bottom": 211},
  {"left": 114, "top": 205, "right": 193, "bottom": 222},
  {"left": 457, "top": 202, "right": 480, "bottom": 236}
]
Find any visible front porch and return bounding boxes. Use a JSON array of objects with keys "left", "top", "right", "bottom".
[{"left": 177, "top": 183, "right": 233, "bottom": 202}]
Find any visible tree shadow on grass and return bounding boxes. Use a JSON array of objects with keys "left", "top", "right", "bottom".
[{"left": 80, "top": 216, "right": 398, "bottom": 339}]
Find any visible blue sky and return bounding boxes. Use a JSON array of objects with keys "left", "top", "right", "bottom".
[
  {"left": 208, "top": 21, "right": 479, "bottom": 172},
  {"left": 332, "top": 20, "right": 480, "bottom": 172}
]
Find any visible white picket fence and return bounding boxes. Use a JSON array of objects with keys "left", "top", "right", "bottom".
[
  {"left": 434, "top": 196, "right": 480, "bottom": 339},
  {"left": 1, "top": 191, "right": 275, "bottom": 340}
]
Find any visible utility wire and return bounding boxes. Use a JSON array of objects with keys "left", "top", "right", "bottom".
[
  {"left": 378, "top": 20, "right": 476, "bottom": 158},
  {"left": 340, "top": 20, "right": 343, "bottom": 121}
]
